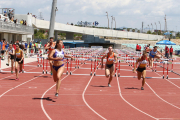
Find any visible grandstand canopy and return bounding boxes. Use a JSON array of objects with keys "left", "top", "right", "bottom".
[{"left": 156, "top": 40, "right": 176, "bottom": 45}]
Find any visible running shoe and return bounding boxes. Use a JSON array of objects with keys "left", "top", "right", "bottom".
[
  {"left": 6, "top": 63, "right": 9, "bottom": 66},
  {"left": 55, "top": 93, "right": 58, "bottom": 97},
  {"left": 11, "top": 71, "right": 13, "bottom": 74},
  {"left": 51, "top": 72, "right": 53, "bottom": 75},
  {"left": 141, "top": 87, "right": 144, "bottom": 90},
  {"left": 15, "top": 78, "right": 19, "bottom": 81},
  {"left": 108, "top": 83, "right": 111, "bottom": 87}
]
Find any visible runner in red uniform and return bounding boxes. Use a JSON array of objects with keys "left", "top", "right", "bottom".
[{"left": 45, "top": 37, "right": 56, "bottom": 75}]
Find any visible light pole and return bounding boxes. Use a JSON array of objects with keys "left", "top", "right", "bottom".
[
  {"left": 106, "top": 12, "right": 109, "bottom": 29},
  {"left": 148, "top": 25, "right": 150, "bottom": 33},
  {"left": 151, "top": 23, "right": 153, "bottom": 32},
  {"left": 114, "top": 17, "right": 116, "bottom": 30},
  {"left": 111, "top": 16, "right": 113, "bottom": 30},
  {"left": 48, "top": 0, "right": 58, "bottom": 40},
  {"left": 155, "top": 22, "right": 157, "bottom": 34},
  {"left": 159, "top": 21, "right": 161, "bottom": 35}
]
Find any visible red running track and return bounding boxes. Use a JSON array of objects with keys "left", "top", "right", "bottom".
[{"left": 0, "top": 59, "right": 180, "bottom": 120}]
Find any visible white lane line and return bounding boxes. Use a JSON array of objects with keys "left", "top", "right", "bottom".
[
  {"left": 82, "top": 74, "right": 106, "bottom": 120},
  {"left": 152, "top": 69, "right": 180, "bottom": 89},
  {"left": 0, "top": 74, "right": 44, "bottom": 98},
  {"left": 0, "top": 67, "right": 41, "bottom": 81},
  {"left": 40, "top": 75, "right": 69, "bottom": 120},
  {"left": 116, "top": 74, "right": 158, "bottom": 120}
]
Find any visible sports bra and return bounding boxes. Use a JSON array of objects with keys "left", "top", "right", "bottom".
[
  {"left": 138, "top": 57, "right": 148, "bottom": 68},
  {"left": 49, "top": 42, "right": 56, "bottom": 51},
  {"left": 107, "top": 53, "right": 114, "bottom": 64},
  {"left": 53, "top": 49, "right": 64, "bottom": 61}
]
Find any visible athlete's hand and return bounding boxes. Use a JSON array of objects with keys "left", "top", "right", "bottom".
[
  {"left": 71, "top": 57, "right": 75, "bottom": 61},
  {"left": 133, "top": 69, "right": 136, "bottom": 73},
  {"left": 56, "top": 57, "right": 63, "bottom": 60}
]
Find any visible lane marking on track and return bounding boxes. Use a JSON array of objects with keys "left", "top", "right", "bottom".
[
  {"left": 40, "top": 62, "right": 102, "bottom": 120},
  {"left": 0, "top": 67, "right": 41, "bottom": 81},
  {"left": 124, "top": 52, "right": 180, "bottom": 110},
  {"left": 0, "top": 74, "right": 44, "bottom": 98},
  {"left": 152, "top": 69, "right": 180, "bottom": 89},
  {"left": 82, "top": 74, "right": 106, "bottom": 120},
  {"left": 116, "top": 73, "right": 158, "bottom": 120}
]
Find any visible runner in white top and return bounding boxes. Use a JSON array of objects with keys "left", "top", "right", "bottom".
[{"left": 6, "top": 44, "right": 15, "bottom": 74}]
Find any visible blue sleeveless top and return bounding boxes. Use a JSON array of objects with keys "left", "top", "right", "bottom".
[
  {"left": 53, "top": 49, "right": 64, "bottom": 61},
  {"left": 149, "top": 49, "right": 157, "bottom": 56}
]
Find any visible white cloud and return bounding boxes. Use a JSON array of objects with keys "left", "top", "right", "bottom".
[{"left": 0, "top": 0, "right": 180, "bottom": 31}]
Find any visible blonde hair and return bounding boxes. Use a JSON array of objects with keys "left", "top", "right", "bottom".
[{"left": 143, "top": 51, "right": 147, "bottom": 55}]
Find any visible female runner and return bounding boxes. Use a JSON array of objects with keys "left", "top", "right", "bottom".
[
  {"left": 6, "top": 44, "right": 15, "bottom": 73},
  {"left": 146, "top": 46, "right": 164, "bottom": 69},
  {"left": 45, "top": 37, "right": 56, "bottom": 75},
  {"left": 15, "top": 43, "right": 24, "bottom": 81},
  {"left": 48, "top": 40, "right": 74, "bottom": 97},
  {"left": 101, "top": 46, "right": 117, "bottom": 87},
  {"left": 133, "top": 51, "right": 149, "bottom": 90}
]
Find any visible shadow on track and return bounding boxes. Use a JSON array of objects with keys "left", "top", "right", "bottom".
[
  {"left": 125, "top": 87, "right": 140, "bottom": 90},
  {"left": 32, "top": 97, "right": 56, "bottom": 102},
  {"left": 91, "top": 85, "right": 109, "bottom": 88}
]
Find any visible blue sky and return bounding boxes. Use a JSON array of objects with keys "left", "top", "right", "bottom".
[{"left": 1, "top": 0, "right": 180, "bottom": 31}]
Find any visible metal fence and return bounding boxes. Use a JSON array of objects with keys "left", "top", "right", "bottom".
[{"left": 0, "top": 21, "right": 33, "bottom": 34}]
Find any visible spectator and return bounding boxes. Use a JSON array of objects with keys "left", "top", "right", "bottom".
[
  {"left": 0, "top": 15, "right": 2, "bottom": 21},
  {"left": 166, "top": 46, "right": 169, "bottom": 58},
  {"left": 24, "top": 42, "right": 28, "bottom": 54},
  {"left": 24, "top": 20, "right": 27, "bottom": 25},
  {"left": 165, "top": 46, "right": 167, "bottom": 58},
  {"left": 1, "top": 39, "right": 7, "bottom": 60},
  {"left": 0, "top": 39, "right": 3, "bottom": 53},
  {"left": 13, "top": 43, "right": 16, "bottom": 50},
  {"left": 4, "top": 18, "right": 7, "bottom": 22},
  {"left": 4, "top": 10, "right": 7, "bottom": 16},
  {"left": 136, "top": 44, "right": 139, "bottom": 51},
  {"left": 14, "top": 19, "right": 17, "bottom": 24},
  {"left": 139, "top": 45, "right": 141, "bottom": 51},
  {"left": 20, "top": 19, "right": 23, "bottom": 24},
  {"left": 170, "top": 46, "right": 173, "bottom": 58},
  {"left": 27, "top": 13, "right": 29, "bottom": 15}
]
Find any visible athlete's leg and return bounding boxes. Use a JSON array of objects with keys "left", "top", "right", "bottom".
[
  {"left": 56, "top": 65, "right": 65, "bottom": 94},
  {"left": 137, "top": 71, "right": 142, "bottom": 80},
  {"left": 108, "top": 65, "right": 115, "bottom": 84},
  {"left": 15, "top": 61, "right": 19, "bottom": 78},
  {"left": 52, "top": 67, "right": 58, "bottom": 82},
  {"left": 141, "top": 70, "right": 146, "bottom": 87},
  {"left": 11, "top": 59, "right": 14, "bottom": 72},
  {"left": 105, "top": 66, "right": 110, "bottom": 78}
]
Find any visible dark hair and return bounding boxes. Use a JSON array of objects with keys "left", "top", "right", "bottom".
[
  {"left": 153, "top": 46, "right": 157, "bottom": 48},
  {"left": 16, "top": 43, "right": 20, "bottom": 46},
  {"left": 50, "top": 37, "right": 54, "bottom": 40},
  {"left": 55, "top": 40, "right": 63, "bottom": 49}
]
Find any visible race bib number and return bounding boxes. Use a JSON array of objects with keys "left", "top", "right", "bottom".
[
  {"left": 108, "top": 58, "right": 114, "bottom": 61},
  {"left": 57, "top": 54, "right": 64, "bottom": 58}
]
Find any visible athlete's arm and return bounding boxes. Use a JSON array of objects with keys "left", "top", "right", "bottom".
[
  {"left": 12, "top": 49, "right": 15, "bottom": 55},
  {"left": 20, "top": 50, "right": 24, "bottom": 63},
  {"left": 157, "top": 51, "right": 165, "bottom": 58},
  {"left": 146, "top": 49, "right": 152, "bottom": 52},
  {"left": 101, "top": 54, "right": 107, "bottom": 68},
  {"left": 113, "top": 53, "right": 118, "bottom": 64},
  {"left": 45, "top": 43, "right": 50, "bottom": 50},
  {"left": 64, "top": 54, "right": 74, "bottom": 60},
  {"left": 133, "top": 58, "right": 140, "bottom": 73}
]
